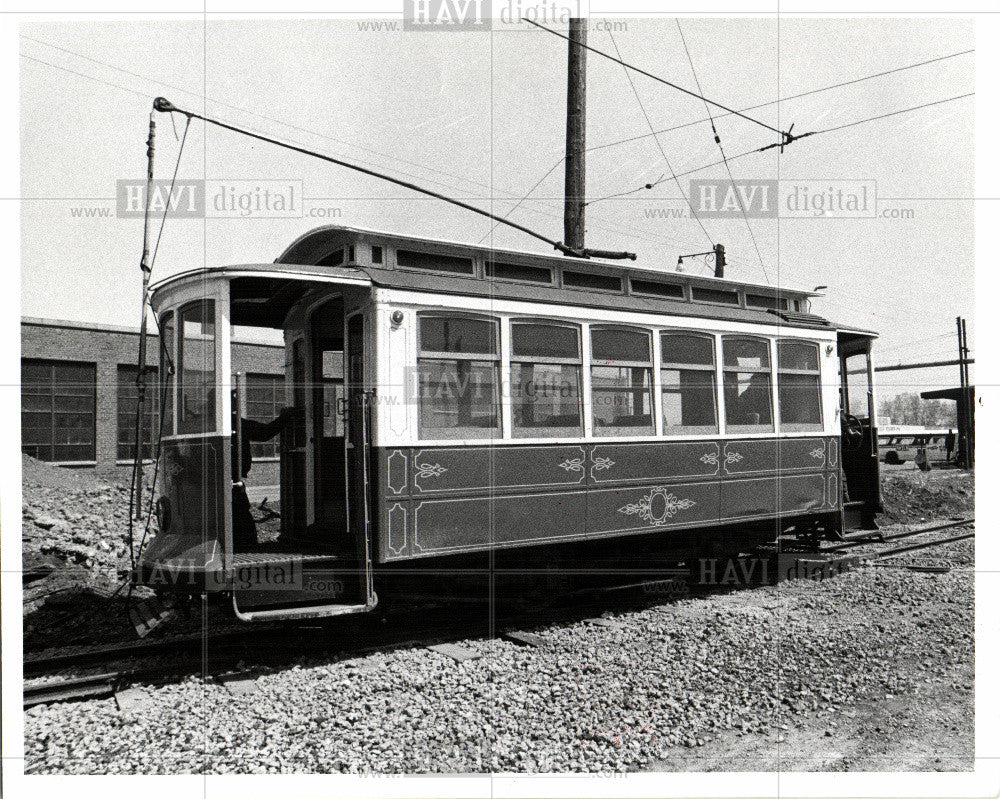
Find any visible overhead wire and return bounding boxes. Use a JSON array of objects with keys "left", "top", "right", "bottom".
[
  {"left": 523, "top": 18, "right": 785, "bottom": 137},
  {"left": 675, "top": 19, "right": 770, "bottom": 284},
  {"left": 499, "top": 48, "right": 974, "bottom": 229},
  {"left": 604, "top": 29, "right": 714, "bottom": 246},
  {"left": 21, "top": 36, "right": 683, "bottom": 255},
  {"left": 587, "top": 48, "right": 974, "bottom": 154},
  {"left": 592, "top": 92, "right": 975, "bottom": 204}
]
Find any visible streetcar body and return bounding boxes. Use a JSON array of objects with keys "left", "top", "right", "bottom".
[{"left": 134, "top": 225, "right": 882, "bottom": 620}]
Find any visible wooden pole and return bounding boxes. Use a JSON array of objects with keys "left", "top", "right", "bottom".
[{"left": 563, "top": 17, "right": 587, "bottom": 253}]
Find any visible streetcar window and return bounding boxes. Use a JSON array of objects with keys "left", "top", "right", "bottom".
[
  {"left": 591, "top": 327, "right": 654, "bottom": 436},
  {"left": 777, "top": 340, "right": 823, "bottom": 431},
  {"left": 722, "top": 336, "right": 773, "bottom": 433},
  {"left": 417, "top": 315, "right": 500, "bottom": 439},
  {"left": 692, "top": 287, "right": 739, "bottom": 305},
  {"left": 397, "top": 249, "right": 474, "bottom": 275},
  {"left": 486, "top": 261, "right": 553, "bottom": 285},
  {"left": 630, "top": 279, "right": 685, "bottom": 299},
  {"left": 159, "top": 311, "right": 174, "bottom": 435},
  {"left": 562, "top": 270, "right": 622, "bottom": 293},
  {"left": 660, "top": 333, "right": 718, "bottom": 435},
  {"left": 177, "top": 300, "right": 216, "bottom": 434},
  {"left": 843, "top": 352, "right": 871, "bottom": 419},
  {"left": 510, "top": 322, "right": 583, "bottom": 438},
  {"left": 746, "top": 293, "right": 789, "bottom": 311}
]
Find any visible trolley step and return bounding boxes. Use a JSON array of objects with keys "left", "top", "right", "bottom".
[{"left": 232, "top": 592, "right": 378, "bottom": 622}]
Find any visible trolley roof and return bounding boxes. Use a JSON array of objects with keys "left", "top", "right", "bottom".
[{"left": 151, "top": 225, "right": 870, "bottom": 333}]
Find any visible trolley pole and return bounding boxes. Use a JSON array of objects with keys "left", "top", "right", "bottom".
[{"left": 563, "top": 17, "right": 587, "bottom": 253}]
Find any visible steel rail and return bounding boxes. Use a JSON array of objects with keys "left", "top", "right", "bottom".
[{"left": 825, "top": 518, "right": 974, "bottom": 553}]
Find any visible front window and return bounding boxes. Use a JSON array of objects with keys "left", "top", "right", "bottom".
[
  {"left": 843, "top": 352, "right": 871, "bottom": 419},
  {"left": 722, "top": 336, "right": 773, "bottom": 433},
  {"left": 510, "top": 321, "right": 583, "bottom": 438},
  {"left": 159, "top": 311, "right": 174, "bottom": 436},
  {"left": 591, "top": 327, "right": 654, "bottom": 436},
  {"left": 660, "top": 332, "right": 718, "bottom": 435},
  {"left": 417, "top": 315, "right": 500, "bottom": 439},
  {"left": 778, "top": 340, "right": 823, "bottom": 431},
  {"left": 177, "top": 300, "right": 217, "bottom": 434}
]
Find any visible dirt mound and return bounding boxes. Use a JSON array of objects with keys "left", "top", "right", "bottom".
[
  {"left": 22, "top": 454, "right": 110, "bottom": 491},
  {"left": 21, "top": 456, "right": 157, "bottom": 586},
  {"left": 879, "top": 470, "right": 974, "bottom": 525}
]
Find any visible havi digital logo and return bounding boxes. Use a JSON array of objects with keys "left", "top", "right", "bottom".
[{"left": 403, "top": 0, "right": 492, "bottom": 30}]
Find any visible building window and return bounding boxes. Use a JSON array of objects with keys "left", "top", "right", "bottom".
[
  {"left": 777, "top": 341, "right": 823, "bottom": 431},
  {"left": 590, "top": 326, "right": 654, "bottom": 436},
  {"left": 21, "top": 359, "right": 96, "bottom": 462},
  {"left": 510, "top": 321, "right": 583, "bottom": 438},
  {"left": 660, "top": 333, "right": 718, "bottom": 435},
  {"left": 177, "top": 300, "right": 216, "bottom": 434},
  {"left": 246, "top": 374, "right": 285, "bottom": 458},
  {"left": 722, "top": 336, "right": 774, "bottom": 433},
  {"left": 417, "top": 315, "right": 500, "bottom": 439},
  {"left": 117, "top": 365, "right": 160, "bottom": 461}
]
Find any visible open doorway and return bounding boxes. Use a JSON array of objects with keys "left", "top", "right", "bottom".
[{"left": 308, "top": 298, "right": 349, "bottom": 550}]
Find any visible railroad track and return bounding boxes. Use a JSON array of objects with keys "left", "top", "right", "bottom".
[
  {"left": 24, "top": 519, "right": 975, "bottom": 708},
  {"left": 24, "top": 673, "right": 119, "bottom": 708},
  {"left": 823, "top": 517, "right": 974, "bottom": 562}
]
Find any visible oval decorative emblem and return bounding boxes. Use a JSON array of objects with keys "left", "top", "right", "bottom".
[{"left": 618, "top": 486, "right": 696, "bottom": 527}]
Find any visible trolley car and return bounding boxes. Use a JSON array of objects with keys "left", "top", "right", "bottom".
[{"left": 134, "top": 225, "right": 882, "bottom": 621}]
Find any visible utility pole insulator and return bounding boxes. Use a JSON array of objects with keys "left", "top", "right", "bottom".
[
  {"left": 713, "top": 243, "right": 726, "bottom": 278},
  {"left": 563, "top": 17, "right": 587, "bottom": 254}
]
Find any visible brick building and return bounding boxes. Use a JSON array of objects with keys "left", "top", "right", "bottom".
[{"left": 20, "top": 317, "right": 296, "bottom": 490}]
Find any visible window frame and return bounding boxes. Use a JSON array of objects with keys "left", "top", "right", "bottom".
[
  {"left": 589, "top": 324, "right": 655, "bottom": 437},
  {"left": 659, "top": 331, "right": 719, "bottom": 436},
  {"left": 176, "top": 298, "right": 218, "bottom": 435},
  {"left": 244, "top": 372, "right": 286, "bottom": 459},
  {"left": 721, "top": 334, "right": 775, "bottom": 434},
  {"left": 776, "top": 339, "right": 824, "bottom": 432},
  {"left": 415, "top": 312, "right": 501, "bottom": 440},
  {"left": 158, "top": 310, "right": 175, "bottom": 437},
  {"left": 509, "top": 319, "right": 584, "bottom": 439},
  {"left": 21, "top": 358, "right": 97, "bottom": 463}
]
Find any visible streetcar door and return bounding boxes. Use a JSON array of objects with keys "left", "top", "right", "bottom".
[
  {"left": 309, "top": 298, "right": 348, "bottom": 546},
  {"left": 838, "top": 332, "right": 882, "bottom": 527},
  {"left": 345, "top": 312, "right": 375, "bottom": 604}
]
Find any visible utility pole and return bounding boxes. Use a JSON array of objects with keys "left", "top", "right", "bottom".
[
  {"left": 955, "top": 316, "right": 974, "bottom": 469},
  {"left": 713, "top": 243, "right": 726, "bottom": 278},
  {"left": 563, "top": 17, "right": 587, "bottom": 253}
]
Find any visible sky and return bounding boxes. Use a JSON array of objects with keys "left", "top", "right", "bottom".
[{"left": 18, "top": 16, "right": 975, "bottom": 402}]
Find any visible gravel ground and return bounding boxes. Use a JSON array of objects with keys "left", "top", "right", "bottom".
[
  {"left": 23, "top": 537, "right": 973, "bottom": 774},
  {"left": 22, "top": 463, "right": 975, "bottom": 773}
]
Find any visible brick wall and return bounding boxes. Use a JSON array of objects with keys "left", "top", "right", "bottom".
[{"left": 21, "top": 318, "right": 286, "bottom": 485}]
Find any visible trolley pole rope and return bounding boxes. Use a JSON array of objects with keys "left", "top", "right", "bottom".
[
  {"left": 128, "top": 110, "right": 157, "bottom": 561},
  {"left": 151, "top": 97, "right": 635, "bottom": 261}
]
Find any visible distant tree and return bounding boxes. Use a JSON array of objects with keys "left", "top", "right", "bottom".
[{"left": 878, "top": 393, "right": 955, "bottom": 427}]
